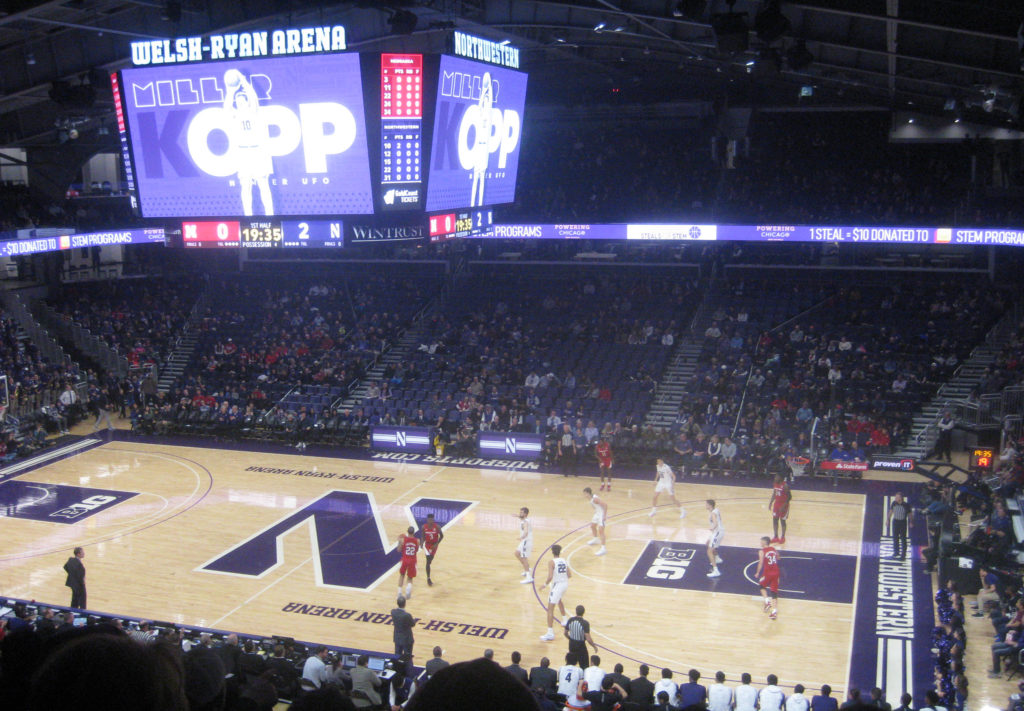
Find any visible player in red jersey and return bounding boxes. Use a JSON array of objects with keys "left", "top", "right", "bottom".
[
  {"left": 595, "top": 437, "right": 614, "bottom": 491},
  {"left": 768, "top": 474, "right": 792, "bottom": 544},
  {"left": 397, "top": 526, "right": 419, "bottom": 599},
  {"left": 420, "top": 513, "right": 444, "bottom": 587},
  {"left": 755, "top": 535, "right": 781, "bottom": 620}
]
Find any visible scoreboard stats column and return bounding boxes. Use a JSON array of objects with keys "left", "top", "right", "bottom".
[{"left": 379, "top": 53, "right": 423, "bottom": 210}]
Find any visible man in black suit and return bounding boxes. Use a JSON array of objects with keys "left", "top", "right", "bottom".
[
  {"left": 628, "top": 664, "right": 655, "bottom": 708},
  {"left": 391, "top": 596, "right": 415, "bottom": 657},
  {"left": 504, "top": 650, "right": 529, "bottom": 685},
  {"left": 424, "top": 646, "right": 449, "bottom": 679},
  {"left": 606, "top": 663, "right": 632, "bottom": 699},
  {"left": 529, "top": 656, "right": 558, "bottom": 698},
  {"left": 63, "top": 547, "right": 86, "bottom": 608}
]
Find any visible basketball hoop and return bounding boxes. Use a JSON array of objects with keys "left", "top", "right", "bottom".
[{"left": 786, "top": 456, "right": 810, "bottom": 479}]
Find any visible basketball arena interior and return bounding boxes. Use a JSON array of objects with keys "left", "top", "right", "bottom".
[{"left": 0, "top": 1, "right": 1022, "bottom": 710}]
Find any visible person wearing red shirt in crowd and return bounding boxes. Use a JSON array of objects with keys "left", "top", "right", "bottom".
[
  {"left": 868, "top": 426, "right": 890, "bottom": 452},
  {"left": 595, "top": 437, "right": 613, "bottom": 491},
  {"left": 397, "top": 526, "right": 419, "bottom": 600},
  {"left": 419, "top": 513, "right": 444, "bottom": 587},
  {"left": 756, "top": 536, "right": 781, "bottom": 620},
  {"left": 768, "top": 474, "right": 791, "bottom": 544}
]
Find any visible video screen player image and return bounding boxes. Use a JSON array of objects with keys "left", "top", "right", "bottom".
[
  {"left": 119, "top": 52, "right": 373, "bottom": 217},
  {"left": 425, "top": 54, "right": 527, "bottom": 212}
]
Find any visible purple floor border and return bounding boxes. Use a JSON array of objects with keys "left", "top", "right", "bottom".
[{"left": 849, "top": 488, "right": 933, "bottom": 706}]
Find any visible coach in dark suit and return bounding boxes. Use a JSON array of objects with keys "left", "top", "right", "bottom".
[
  {"left": 391, "top": 596, "right": 415, "bottom": 657},
  {"left": 529, "top": 656, "right": 558, "bottom": 697},
  {"left": 63, "top": 547, "right": 86, "bottom": 608},
  {"left": 424, "top": 646, "right": 449, "bottom": 679},
  {"left": 504, "top": 650, "right": 529, "bottom": 685}
]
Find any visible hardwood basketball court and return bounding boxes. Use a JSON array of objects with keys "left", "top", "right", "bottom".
[{"left": 0, "top": 436, "right": 888, "bottom": 695}]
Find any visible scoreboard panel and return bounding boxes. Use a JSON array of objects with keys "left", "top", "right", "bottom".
[
  {"left": 428, "top": 208, "right": 493, "bottom": 242},
  {"left": 182, "top": 219, "right": 343, "bottom": 248}
]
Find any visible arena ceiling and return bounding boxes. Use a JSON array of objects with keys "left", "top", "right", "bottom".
[{"left": 0, "top": 0, "right": 1020, "bottom": 146}]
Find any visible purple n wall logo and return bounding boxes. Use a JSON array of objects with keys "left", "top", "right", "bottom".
[{"left": 198, "top": 490, "right": 474, "bottom": 591}]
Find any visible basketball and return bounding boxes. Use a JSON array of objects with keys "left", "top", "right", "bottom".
[{"left": 224, "top": 68, "right": 245, "bottom": 89}]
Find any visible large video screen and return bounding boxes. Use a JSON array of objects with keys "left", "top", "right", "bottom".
[
  {"left": 425, "top": 55, "right": 527, "bottom": 212},
  {"left": 119, "top": 53, "right": 373, "bottom": 217}
]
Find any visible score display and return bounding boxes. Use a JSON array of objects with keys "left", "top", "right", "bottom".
[
  {"left": 970, "top": 448, "right": 995, "bottom": 470},
  {"left": 379, "top": 54, "right": 422, "bottom": 210},
  {"left": 428, "top": 208, "right": 493, "bottom": 242},
  {"left": 182, "top": 219, "right": 344, "bottom": 248}
]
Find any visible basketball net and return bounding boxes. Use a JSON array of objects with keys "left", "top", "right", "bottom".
[{"left": 786, "top": 455, "right": 810, "bottom": 478}]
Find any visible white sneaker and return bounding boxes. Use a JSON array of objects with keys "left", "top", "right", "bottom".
[
  {"left": 595, "top": 546, "right": 607, "bottom": 556},
  {"left": 707, "top": 569, "right": 721, "bottom": 578},
  {"left": 715, "top": 555, "right": 723, "bottom": 564},
  {"left": 648, "top": 509, "right": 656, "bottom": 517},
  {"left": 587, "top": 538, "right": 600, "bottom": 545},
  {"left": 539, "top": 632, "right": 555, "bottom": 641},
  {"left": 521, "top": 571, "right": 529, "bottom": 577},
  {"left": 520, "top": 576, "right": 533, "bottom": 584},
  {"left": 679, "top": 509, "right": 687, "bottom": 518}
]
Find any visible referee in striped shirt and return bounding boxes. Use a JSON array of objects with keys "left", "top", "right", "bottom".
[
  {"left": 888, "top": 492, "right": 911, "bottom": 559},
  {"left": 564, "top": 605, "right": 596, "bottom": 671}
]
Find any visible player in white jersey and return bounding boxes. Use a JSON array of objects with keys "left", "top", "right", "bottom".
[
  {"left": 760, "top": 674, "right": 785, "bottom": 711},
  {"left": 582, "top": 487, "right": 607, "bottom": 556},
  {"left": 650, "top": 458, "right": 686, "bottom": 518},
  {"left": 469, "top": 72, "right": 493, "bottom": 208},
  {"left": 539, "top": 544, "right": 571, "bottom": 641},
  {"left": 734, "top": 673, "right": 759, "bottom": 711},
  {"left": 557, "top": 652, "right": 584, "bottom": 698},
  {"left": 222, "top": 69, "right": 274, "bottom": 216},
  {"left": 515, "top": 507, "right": 534, "bottom": 583},
  {"left": 708, "top": 671, "right": 734, "bottom": 711},
  {"left": 705, "top": 499, "right": 724, "bottom": 577}
]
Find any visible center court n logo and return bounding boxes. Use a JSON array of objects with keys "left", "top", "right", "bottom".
[{"left": 199, "top": 490, "right": 473, "bottom": 590}]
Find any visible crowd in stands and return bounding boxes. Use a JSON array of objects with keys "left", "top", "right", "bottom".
[
  {"left": 0, "top": 312, "right": 92, "bottom": 457},
  {"left": 26, "top": 262, "right": 1004, "bottom": 474},
  {"left": 135, "top": 269, "right": 440, "bottom": 443},
  {"left": 382, "top": 266, "right": 694, "bottom": 464},
  {"left": 46, "top": 277, "right": 204, "bottom": 369},
  {"left": 657, "top": 278, "right": 1008, "bottom": 477},
  {"left": 0, "top": 598, "right": 928, "bottom": 711}
]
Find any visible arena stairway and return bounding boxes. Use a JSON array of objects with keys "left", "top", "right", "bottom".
[
  {"left": 157, "top": 291, "right": 209, "bottom": 393},
  {"left": 337, "top": 304, "right": 435, "bottom": 412},
  {"left": 896, "top": 306, "right": 1019, "bottom": 459},
  {"left": 644, "top": 337, "right": 701, "bottom": 428}
]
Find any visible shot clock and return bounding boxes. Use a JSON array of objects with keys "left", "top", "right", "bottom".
[{"left": 970, "top": 448, "right": 995, "bottom": 470}]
